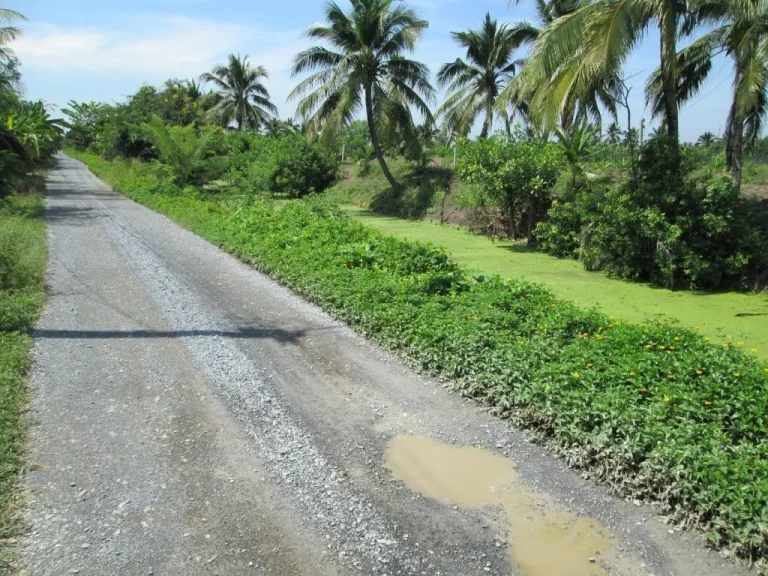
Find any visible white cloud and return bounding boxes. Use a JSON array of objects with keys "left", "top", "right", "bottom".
[
  {"left": 11, "top": 15, "right": 312, "bottom": 116},
  {"left": 14, "top": 17, "right": 258, "bottom": 77}
]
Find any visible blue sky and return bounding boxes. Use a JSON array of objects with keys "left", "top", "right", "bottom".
[{"left": 10, "top": 0, "right": 733, "bottom": 141}]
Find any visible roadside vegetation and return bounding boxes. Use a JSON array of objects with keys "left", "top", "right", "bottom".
[
  {"left": 70, "top": 149, "right": 768, "bottom": 568},
  {"left": 0, "top": 8, "right": 58, "bottom": 565},
  {"left": 33, "top": 0, "right": 768, "bottom": 567}
]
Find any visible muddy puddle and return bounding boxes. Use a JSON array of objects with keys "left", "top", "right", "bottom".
[{"left": 385, "top": 435, "right": 614, "bottom": 576}]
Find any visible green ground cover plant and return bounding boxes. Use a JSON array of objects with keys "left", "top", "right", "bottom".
[
  {"left": 341, "top": 206, "right": 768, "bottom": 362},
  {"left": 0, "top": 187, "right": 47, "bottom": 565},
  {"left": 75, "top": 150, "right": 768, "bottom": 568}
]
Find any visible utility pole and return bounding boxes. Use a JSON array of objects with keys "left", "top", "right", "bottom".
[
  {"left": 341, "top": 144, "right": 346, "bottom": 163},
  {"left": 640, "top": 119, "right": 645, "bottom": 147}
]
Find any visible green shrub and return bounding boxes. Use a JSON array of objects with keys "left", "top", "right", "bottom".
[
  {"left": 77, "top": 150, "right": 768, "bottom": 566},
  {"left": 455, "top": 137, "right": 563, "bottom": 240},
  {"left": 228, "top": 133, "right": 338, "bottom": 198},
  {"left": 534, "top": 198, "right": 584, "bottom": 258},
  {"left": 537, "top": 136, "right": 768, "bottom": 290}
]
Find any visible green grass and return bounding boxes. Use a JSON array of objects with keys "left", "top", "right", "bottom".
[
  {"left": 343, "top": 206, "right": 768, "bottom": 361},
  {"left": 0, "top": 185, "right": 47, "bottom": 566}
]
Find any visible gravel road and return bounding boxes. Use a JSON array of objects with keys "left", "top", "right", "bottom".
[{"left": 17, "top": 154, "right": 748, "bottom": 576}]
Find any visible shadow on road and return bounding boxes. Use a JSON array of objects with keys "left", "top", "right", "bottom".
[
  {"left": 45, "top": 205, "right": 105, "bottom": 224},
  {"left": 34, "top": 326, "right": 308, "bottom": 344}
]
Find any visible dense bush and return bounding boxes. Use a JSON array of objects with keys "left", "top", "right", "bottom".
[
  {"left": 77, "top": 151, "right": 768, "bottom": 566},
  {"left": 66, "top": 82, "right": 213, "bottom": 160},
  {"left": 228, "top": 133, "right": 338, "bottom": 197},
  {"left": 455, "top": 136, "right": 563, "bottom": 241},
  {"left": 537, "top": 136, "right": 768, "bottom": 290}
]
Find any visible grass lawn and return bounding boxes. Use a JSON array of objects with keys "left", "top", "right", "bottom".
[
  {"left": 344, "top": 206, "right": 768, "bottom": 361},
  {"left": 0, "top": 185, "right": 47, "bottom": 566}
]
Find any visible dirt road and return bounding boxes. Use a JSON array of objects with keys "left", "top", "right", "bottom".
[{"left": 18, "top": 155, "right": 746, "bottom": 575}]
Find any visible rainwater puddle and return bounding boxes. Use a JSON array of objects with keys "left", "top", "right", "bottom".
[{"left": 385, "top": 435, "right": 614, "bottom": 576}]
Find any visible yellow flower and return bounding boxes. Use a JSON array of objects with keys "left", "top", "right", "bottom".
[
  {"left": 696, "top": 369, "right": 703, "bottom": 375},
  {"left": 751, "top": 348, "right": 758, "bottom": 353},
  {"left": 674, "top": 336, "right": 680, "bottom": 341},
  {"left": 664, "top": 396, "right": 671, "bottom": 403},
  {"left": 645, "top": 344, "right": 653, "bottom": 350},
  {"left": 667, "top": 374, "right": 674, "bottom": 380},
  {"left": 587, "top": 363, "right": 593, "bottom": 368},
  {"left": 640, "top": 387, "right": 648, "bottom": 393},
  {"left": 594, "top": 334, "right": 603, "bottom": 340},
  {"left": 658, "top": 345, "right": 666, "bottom": 350},
  {"left": 704, "top": 401, "right": 712, "bottom": 406},
  {"left": 669, "top": 346, "right": 676, "bottom": 351},
  {"left": 551, "top": 303, "right": 557, "bottom": 307},
  {"left": 738, "top": 341, "right": 744, "bottom": 347},
  {"left": 573, "top": 373, "right": 581, "bottom": 379},
  {"left": 764, "top": 368, "right": 768, "bottom": 373},
  {"left": 734, "top": 372, "right": 741, "bottom": 378},
  {"left": 629, "top": 372, "right": 636, "bottom": 377}
]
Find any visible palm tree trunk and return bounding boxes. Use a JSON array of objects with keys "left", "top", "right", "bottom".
[
  {"left": 626, "top": 106, "right": 632, "bottom": 145},
  {"left": 729, "top": 74, "right": 744, "bottom": 193},
  {"left": 480, "top": 101, "right": 493, "bottom": 139},
  {"left": 659, "top": 1, "right": 680, "bottom": 168},
  {"left": 364, "top": 84, "right": 402, "bottom": 195},
  {"left": 731, "top": 117, "right": 743, "bottom": 193}
]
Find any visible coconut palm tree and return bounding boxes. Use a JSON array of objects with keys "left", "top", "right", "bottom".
[
  {"left": 263, "top": 118, "right": 300, "bottom": 138},
  {"left": 647, "top": 0, "right": 768, "bottom": 191},
  {"left": 184, "top": 79, "right": 205, "bottom": 102},
  {"left": 436, "top": 13, "right": 521, "bottom": 139},
  {"left": 698, "top": 131, "right": 718, "bottom": 147},
  {"left": 289, "top": 0, "right": 435, "bottom": 194},
  {"left": 502, "top": 0, "right": 623, "bottom": 131},
  {"left": 200, "top": 54, "right": 277, "bottom": 131},
  {"left": 0, "top": 9, "right": 24, "bottom": 95},
  {"left": 555, "top": 122, "right": 598, "bottom": 189},
  {"left": 0, "top": 9, "right": 23, "bottom": 55},
  {"left": 605, "top": 121, "right": 622, "bottom": 144},
  {"left": 509, "top": 0, "right": 689, "bottom": 168}
]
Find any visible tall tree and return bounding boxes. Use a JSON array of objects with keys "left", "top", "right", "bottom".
[
  {"left": 200, "top": 54, "right": 277, "bottom": 131},
  {"left": 437, "top": 13, "right": 520, "bottom": 138},
  {"left": 0, "top": 8, "right": 23, "bottom": 56},
  {"left": 0, "top": 9, "right": 24, "bottom": 95},
  {"left": 502, "top": 0, "right": 622, "bottom": 128},
  {"left": 697, "top": 131, "right": 717, "bottom": 147},
  {"left": 508, "top": 0, "right": 688, "bottom": 167},
  {"left": 290, "top": 0, "right": 435, "bottom": 194},
  {"left": 605, "top": 121, "right": 622, "bottom": 144},
  {"left": 648, "top": 0, "right": 768, "bottom": 191},
  {"left": 685, "top": 0, "right": 768, "bottom": 189}
]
